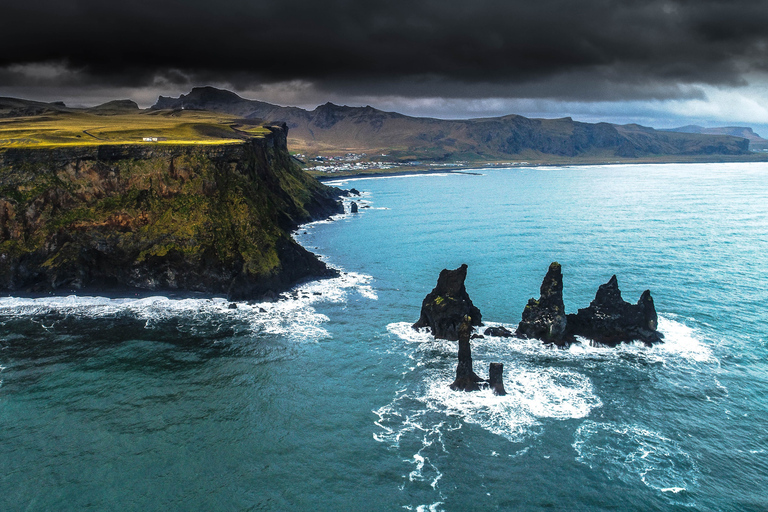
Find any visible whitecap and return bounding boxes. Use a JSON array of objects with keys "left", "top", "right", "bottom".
[
  {"left": 0, "top": 270, "right": 376, "bottom": 342},
  {"left": 476, "top": 314, "right": 716, "bottom": 369},
  {"left": 401, "top": 503, "right": 445, "bottom": 512}
]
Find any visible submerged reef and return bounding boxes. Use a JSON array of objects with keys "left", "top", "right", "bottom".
[{"left": 0, "top": 124, "right": 344, "bottom": 300}]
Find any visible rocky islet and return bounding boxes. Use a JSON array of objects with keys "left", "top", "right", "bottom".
[{"left": 413, "top": 262, "right": 663, "bottom": 393}]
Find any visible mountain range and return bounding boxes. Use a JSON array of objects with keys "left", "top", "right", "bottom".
[
  {"left": 152, "top": 87, "right": 759, "bottom": 162},
  {"left": 1, "top": 88, "right": 764, "bottom": 163}
]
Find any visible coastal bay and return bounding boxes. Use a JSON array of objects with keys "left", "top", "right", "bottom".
[{"left": 1, "top": 163, "right": 766, "bottom": 510}]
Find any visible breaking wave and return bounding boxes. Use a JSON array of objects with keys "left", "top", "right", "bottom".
[{"left": 0, "top": 270, "right": 376, "bottom": 342}]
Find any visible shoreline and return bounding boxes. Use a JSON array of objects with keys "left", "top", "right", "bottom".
[{"left": 313, "top": 156, "right": 768, "bottom": 181}]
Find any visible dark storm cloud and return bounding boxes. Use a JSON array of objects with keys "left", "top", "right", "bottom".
[{"left": 2, "top": 0, "right": 767, "bottom": 100}]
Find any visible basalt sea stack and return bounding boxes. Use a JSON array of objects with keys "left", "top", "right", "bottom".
[
  {"left": 488, "top": 363, "right": 507, "bottom": 396},
  {"left": 413, "top": 264, "right": 482, "bottom": 340},
  {"left": 449, "top": 315, "right": 483, "bottom": 392},
  {"left": 566, "top": 275, "right": 662, "bottom": 346},
  {"left": 517, "top": 264, "right": 663, "bottom": 347},
  {"left": 516, "top": 262, "right": 568, "bottom": 345}
]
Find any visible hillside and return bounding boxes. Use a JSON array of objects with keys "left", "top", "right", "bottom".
[
  {"left": 0, "top": 99, "right": 271, "bottom": 148},
  {"left": 153, "top": 87, "right": 753, "bottom": 162},
  {"left": 663, "top": 125, "right": 768, "bottom": 151},
  {"left": 0, "top": 123, "right": 344, "bottom": 299}
]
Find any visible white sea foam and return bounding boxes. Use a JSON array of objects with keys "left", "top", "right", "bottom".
[
  {"left": 377, "top": 313, "right": 715, "bottom": 502},
  {"left": 661, "top": 487, "right": 687, "bottom": 493},
  {"left": 379, "top": 322, "right": 601, "bottom": 445},
  {"left": 402, "top": 503, "right": 445, "bottom": 512},
  {"left": 573, "top": 420, "right": 698, "bottom": 500},
  {"left": 0, "top": 270, "right": 376, "bottom": 341},
  {"left": 474, "top": 315, "right": 715, "bottom": 367},
  {"left": 325, "top": 173, "right": 456, "bottom": 188}
]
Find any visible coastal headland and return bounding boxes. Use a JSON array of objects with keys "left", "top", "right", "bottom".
[
  {"left": 0, "top": 107, "right": 345, "bottom": 300},
  {"left": 3, "top": 88, "right": 767, "bottom": 297}
]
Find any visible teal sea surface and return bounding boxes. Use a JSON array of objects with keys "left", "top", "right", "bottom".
[{"left": 1, "top": 163, "right": 767, "bottom": 511}]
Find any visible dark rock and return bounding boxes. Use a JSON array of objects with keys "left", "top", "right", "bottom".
[
  {"left": 488, "top": 363, "right": 507, "bottom": 396},
  {"left": 313, "top": 291, "right": 322, "bottom": 295},
  {"left": 258, "top": 307, "right": 267, "bottom": 313},
  {"left": 412, "top": 264, "right": 482, "bottom": 340},
  {"left": 566, "top": 275, "right": 663, "bottom": 346},
  {"left": 516, "top": 262, "right": 568, "bottom": 345},
  {"left": 349, "top": 188, "right": 360, "bottom": 196},
  {"left": 260, "top": 290, "right": 278, "bottom": 302},
  {"left": 350, "top": 201, "right": 359, "bottom": 213},
  {"left": 484, "top": 326, "right": 514, "bottom": 337},
  {"left": 228, "top": 302, "right": 238, "bottom": 309},
  {"left": 471, "top": 334, "right": 485, "bottom": 339},
  {"left": 450, "top": 315, "right": 483, "bottom": 392},
  {"left": 0, "top": 127, "right": 344, "bottom": 301}
]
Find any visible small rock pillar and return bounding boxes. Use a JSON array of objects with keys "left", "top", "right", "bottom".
[
  {"left": 450, "top": 315, "right": 483, "bottom": 391},
  {"left": 488, "top": 363, "right": 507, "bottom": 396}
]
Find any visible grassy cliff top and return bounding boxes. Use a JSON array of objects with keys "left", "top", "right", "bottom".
[{"left": 0, "top": 109, "right": 271, "bottom": 148}]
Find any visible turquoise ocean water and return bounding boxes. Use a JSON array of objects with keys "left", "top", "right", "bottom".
[{"left": 1, "top": 163, "right": 767, "bottom": 511}]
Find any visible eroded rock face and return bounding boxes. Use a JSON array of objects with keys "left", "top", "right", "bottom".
[
  {"left": 0, "top": 127, "right": 344, "bottom": 300},
  {"left": 488, "top": 363, "right": 507, "bottom": 396},
  {"left": 449, "top": 315, "right": 483, "bottom": 392},
  {"left": 566, "top": 275, "right": 662, "bottom": 346},
  {"left": 412, "top": 264, "right": 482, "bottom": 340},
  {"left": 516, "top": 262, "right": 568, "bottom": 345}
]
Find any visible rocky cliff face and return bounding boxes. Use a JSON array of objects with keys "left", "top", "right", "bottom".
[
  {"left": 0, "top": 124, "right": 343, "bottom": 299},
  {"left": 566, "top": 275, "right": 662, "bottom": 346},
  {"left": 412, "top": 264, "right": 482, "bottom": 340},
  {"left": 516, "top": 262, "right": 568, "bottom": 344}
]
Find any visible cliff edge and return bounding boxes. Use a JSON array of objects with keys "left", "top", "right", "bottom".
[{"left": 0, "top": 123, "right": 343, "bottom": 300}]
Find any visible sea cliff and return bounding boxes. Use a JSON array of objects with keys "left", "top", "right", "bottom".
[{"left": 0, "top": 123, "right": 343, "bottom": 299}]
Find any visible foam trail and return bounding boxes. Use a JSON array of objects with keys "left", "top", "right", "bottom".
[
  {"left": 573, "top": 420, "right": 698, "bottom": 503},
  {"left": 0, "top": 271, "right": 376, "bottom": 341},
  {"left": 378, "top": 321, "right": 602, "bottom": 442}
]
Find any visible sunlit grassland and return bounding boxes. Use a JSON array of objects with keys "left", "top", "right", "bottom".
[{"left": 0, "top": 110, "right": 271, "bottom": 148}]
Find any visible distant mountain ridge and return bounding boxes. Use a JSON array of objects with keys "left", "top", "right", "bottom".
[
  {"left": 663, "top": 125, "right": 766, "bottom": 141},
  {"left": 152, "top": 87, "right": 752, "bottom": 160},
  {"left": 661, "top": 125, "right": 768, "bottom": 151}
]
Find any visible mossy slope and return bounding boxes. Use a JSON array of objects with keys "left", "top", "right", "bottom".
[{"left": 0, "top": 124, "right": 343, "bottom": 299}]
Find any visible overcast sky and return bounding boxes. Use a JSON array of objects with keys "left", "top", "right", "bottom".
[{"left": 2, "top": 0, "right": 768, "bottom": 133}]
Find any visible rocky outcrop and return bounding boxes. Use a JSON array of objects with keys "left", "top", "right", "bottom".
[
  {"left": 0, "top": 125, "right": 344, "bottom": 300},
  {"left": 488, "top": 363, "right": 507, "bottom": 396},
  {"left": 516, "top": 262, "right": 568, "bottom": 345},
  {"left": 450, "top": 315, "right": 483, "bottom": 392},
  {"left": 484, "top": 326, "right": 514, "bottom": 337},
  {"left": 413, "top": 264, "right": 482, "bottom": 340},
  {"left": 566, "top": 275, "right": 662, "bottom": 346},
  {"left": 515, "top": 263, "right": 663, "bottom": 347},
  {"left": 350, "top": 201, "right": 358, "bottom": 213}
]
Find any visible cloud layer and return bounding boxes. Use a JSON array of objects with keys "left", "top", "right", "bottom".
[{"left": 2, "top": 0, "right": 767, "bottom": 101}]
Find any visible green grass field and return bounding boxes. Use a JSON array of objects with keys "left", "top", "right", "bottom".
[{"left": 0, "top": 110, "right": 271, "bottom": 148}]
